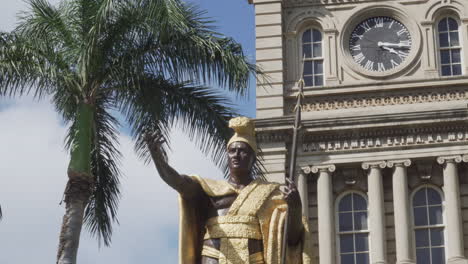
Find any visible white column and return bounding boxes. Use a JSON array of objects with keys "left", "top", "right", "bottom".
[
  {"left": 312, "top": 164, "right": 336, "bottom": 264},
  {"left": 298, "top": 168, "right": 310, "bottom": 219},
  {"left": 437, "top": 156, "right": 467, "bottom": 264},
  {"left": 387, "top": 159, "right": 414, "bottom": 264},
  {"left": 362, "top": 161, "right": 387, "bottom": 264}
]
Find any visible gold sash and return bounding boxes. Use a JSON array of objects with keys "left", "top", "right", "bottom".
[
  {"left": 201, "top": 180, "right": 277, "bottom": 264},
  {"left": 204, "top": 215, "right": 262, "bottom": 240},
  {"left": 202, "top": 245, "right": 265, "bottom": 264}
]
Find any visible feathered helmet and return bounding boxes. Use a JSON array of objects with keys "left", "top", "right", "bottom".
[{"left": 227, "top": 116, "right": 257, "bottom": 154}]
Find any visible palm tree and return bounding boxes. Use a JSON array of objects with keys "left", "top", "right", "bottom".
[{"left": 0, "top": 0, "right": 257, "bottom": 263}]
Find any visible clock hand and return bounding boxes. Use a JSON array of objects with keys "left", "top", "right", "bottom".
[
  {"left": 377, "top": 41, "right": 411, "bottom": 48},
  {"left": 381, "top": 46, "right": 398, "bottom": 55}
]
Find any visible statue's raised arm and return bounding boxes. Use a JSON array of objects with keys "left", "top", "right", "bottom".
[{"left": 145, "top": 132, "right": 203, "bottom": 200}]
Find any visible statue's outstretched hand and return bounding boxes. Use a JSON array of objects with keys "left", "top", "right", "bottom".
[
  {"left": 281, "top": 177, "right": 303, "bottom": 245},
  {"left": 144, "top": 129, "right": 203, "bottom": 199},
  {"left": 282, "top": 177, "right": 301, "bottom": 210},
  {"left": 144, "top": 130, "right": 167, "bottom": 161}
]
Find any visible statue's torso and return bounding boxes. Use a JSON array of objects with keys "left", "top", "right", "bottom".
[{"left": 201, "top": 194, "right": 263, "bottom": 264}]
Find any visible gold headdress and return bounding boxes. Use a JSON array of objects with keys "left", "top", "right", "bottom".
[{"left": 227, "top": 117, "right": 257, "bottom": 153}]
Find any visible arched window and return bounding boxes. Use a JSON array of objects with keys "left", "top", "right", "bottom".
[
  {"left": 337, "top": 192, "right": 369, "bottom": 264},
  {"left": 412, "top": 187, "right": 445, "bottom": 264},
  {"left": 302, "top": 29, "right": 323, "bottom": 87},
  {"left": 437, "top": 17, "right": 462, "bottom": 76}
]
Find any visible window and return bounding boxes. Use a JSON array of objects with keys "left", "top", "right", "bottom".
[
  {"left": 302, "top": 29, "right": 324, "bottom": 87},
  {"left": 412, "top": 187, "right": 445, "bottom": 264},
  {"left": 337, "top": 192, "right": 369, "bottom": 264},
  {"left": 437, "top": 17, "right": 462, "bottom": 76}
]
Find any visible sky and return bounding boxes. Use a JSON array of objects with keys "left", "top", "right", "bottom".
[{"left": 0, "top": 1, "right": 255, "bottom": 263}]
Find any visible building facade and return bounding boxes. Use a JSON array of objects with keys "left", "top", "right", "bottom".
[{"left": 248, "top": 0, "right": 468, "bottom": 264}]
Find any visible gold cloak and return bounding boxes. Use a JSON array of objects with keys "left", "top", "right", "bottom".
[{"left": 178, "top": 176, "right": 313, "bottom": 264}]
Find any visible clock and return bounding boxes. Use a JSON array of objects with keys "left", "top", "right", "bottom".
[{"left": 349, "top": 17, "right": 412, "bottom": 73}]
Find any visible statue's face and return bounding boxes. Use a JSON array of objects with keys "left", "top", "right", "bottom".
[{"left": 227, "top": 141, "right": 255, "bottom": 174}]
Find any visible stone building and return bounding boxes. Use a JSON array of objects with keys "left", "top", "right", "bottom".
[{"left": 248, "top": 0, "right": 468, "bottom": 263}]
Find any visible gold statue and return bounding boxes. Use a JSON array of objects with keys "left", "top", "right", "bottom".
[{"left": 146, "top": 117, "right": 312, "bottom": 263}]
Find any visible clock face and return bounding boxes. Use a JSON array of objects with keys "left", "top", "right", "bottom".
[{"left": 349, "top": 17, "right": 412, "bottom": 73}]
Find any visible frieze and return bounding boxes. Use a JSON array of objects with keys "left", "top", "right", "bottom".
[
  {"left": 287, "top": 88, "right": 468, "bottom": 113},
  {"left": 284, "top": 0, "right": 376, "bottom": 6},
  {"left": 256, "top": 131, "right": 288, "bottom": 143},
  {"left": 302, "top": 131, "right": 468, "bottom": 153}
]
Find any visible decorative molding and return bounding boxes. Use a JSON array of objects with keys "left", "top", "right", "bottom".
[
  {"left": 362, "top": 161, "right": 386, "bottom": 170},
  {"left": 284, "top": 6, "right": 336, "bottom": 33},
  {"left": 284, "top": 0, "right": 382, "bottom": 7},
  {"left": 257, "top": 131, "right": 288, "bottom": 143},
  {"left": 436, "top": 155, "right": 463, "bottom": 164},
  {"left": 288, "top": 88, "right": 468, "bottom": 113},
  {"left": 387, "top": 159, "right": 412, "bottom": 168},
  {"left": 311, "top": 164, "right": 336, "bottom": 174}
]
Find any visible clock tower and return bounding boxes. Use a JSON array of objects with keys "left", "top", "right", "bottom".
[{"left": 248, "top": 0, "right": 468, "bottom": 264}]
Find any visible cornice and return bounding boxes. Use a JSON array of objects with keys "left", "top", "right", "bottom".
[
  {"left": 283, "top": 0, "right": 391, "bottom": 8},
  {"left": 286, "top": 87, "right": 468, "bottom": 113},
  {"left": 255, "top": 108, "right": 468, "bottom": 132},
  {"left": 287, "top": 76, "right": 468, "bottom": 98}
]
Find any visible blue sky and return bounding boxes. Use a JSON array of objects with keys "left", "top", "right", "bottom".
[{"left": 0, "top": 1, "right": 256, "bottom": 263}]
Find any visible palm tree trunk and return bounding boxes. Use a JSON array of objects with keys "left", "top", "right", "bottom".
[{"left": 57, "top": 102, "right": 94, "bottom": 264}]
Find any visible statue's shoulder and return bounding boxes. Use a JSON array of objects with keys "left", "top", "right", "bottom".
[
  {"left": 255, "top": 178, "right": 281, "bottom": 189},
  {"left": 188, "top": 175, "right": 236, "bottom": 197},
  {"left": 254, "top": 179, "right": 284, "bottom": 199}
]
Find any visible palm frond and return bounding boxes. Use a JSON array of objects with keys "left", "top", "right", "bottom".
[
  {"left": 161, "top": 83, "right": 237, "bottom": 168},
  {"left": 20, "top": 0, "right": 76, "bottom": 49},
  {"left": 115, "top": 75, "right": 239, "bottom": 171},
  {"left": 99, "top": 0, "right": 255, "bottom": 97},
  {"left": 83, "top": 94, "right": 121, "bottom": 247},
  {"left": 0, "top": 32, "right": 55, "bottom": 97}
]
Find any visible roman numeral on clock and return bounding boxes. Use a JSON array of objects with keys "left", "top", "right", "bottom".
[
  {"left": 397, "top": 50, "right": 409, "bottom": 60},
  {"left": 364, "top": 60, "right": 374, "bottom": 71},
  {"left": 354, "top": 53, "right": 365, "bottom": 64},
  {"left": 374, "top": 17, "right": 384, "bottom": 28},
  {"left": 377, "top": 63, "right": 386, "bottom": 72},
  {"left": 361, "top": 22, "right": 372, "bottom": 32},
  {"left": 400, "top": 40, "right": 411, "bottom": 46},
  {"left": 397, "top": 28, "right": 408, "bottom": 36},
  {"left": 351, "top": 44, "right": 361, "bottom": 51},
  {"left": 352, "top": 33, "right": 363, "bottom": 40}
]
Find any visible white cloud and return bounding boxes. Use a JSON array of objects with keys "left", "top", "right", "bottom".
[{"left": 0, "top": 98, "right": 223, "bottom": 263}]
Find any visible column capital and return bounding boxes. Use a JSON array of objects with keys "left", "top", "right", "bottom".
[
  {"left": 311, "top": 164, "right": 336, "bottom": 174},
  {"left": 387, "top": 159, "right": 412, "bottom": 168},
  {"left": 362, "top": 161, "right": 386, "bottom": 170},
  {"left": 301, "top": 166, "right": 312, "bottom": 174},
  {"left": 437, "top": 155, "right": 463, "bottom": 165},
  {"left": 462, "top": 155, "right": 468, "bottom": 163}
]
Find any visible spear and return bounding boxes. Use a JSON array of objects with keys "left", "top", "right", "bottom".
[{"left": 281, "top": 56, "right": 305, "bottom": 263}]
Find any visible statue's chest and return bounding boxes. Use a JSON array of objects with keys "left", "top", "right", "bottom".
[{"left": 207, "top": 194, "right": 238, "bottom": 217}]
